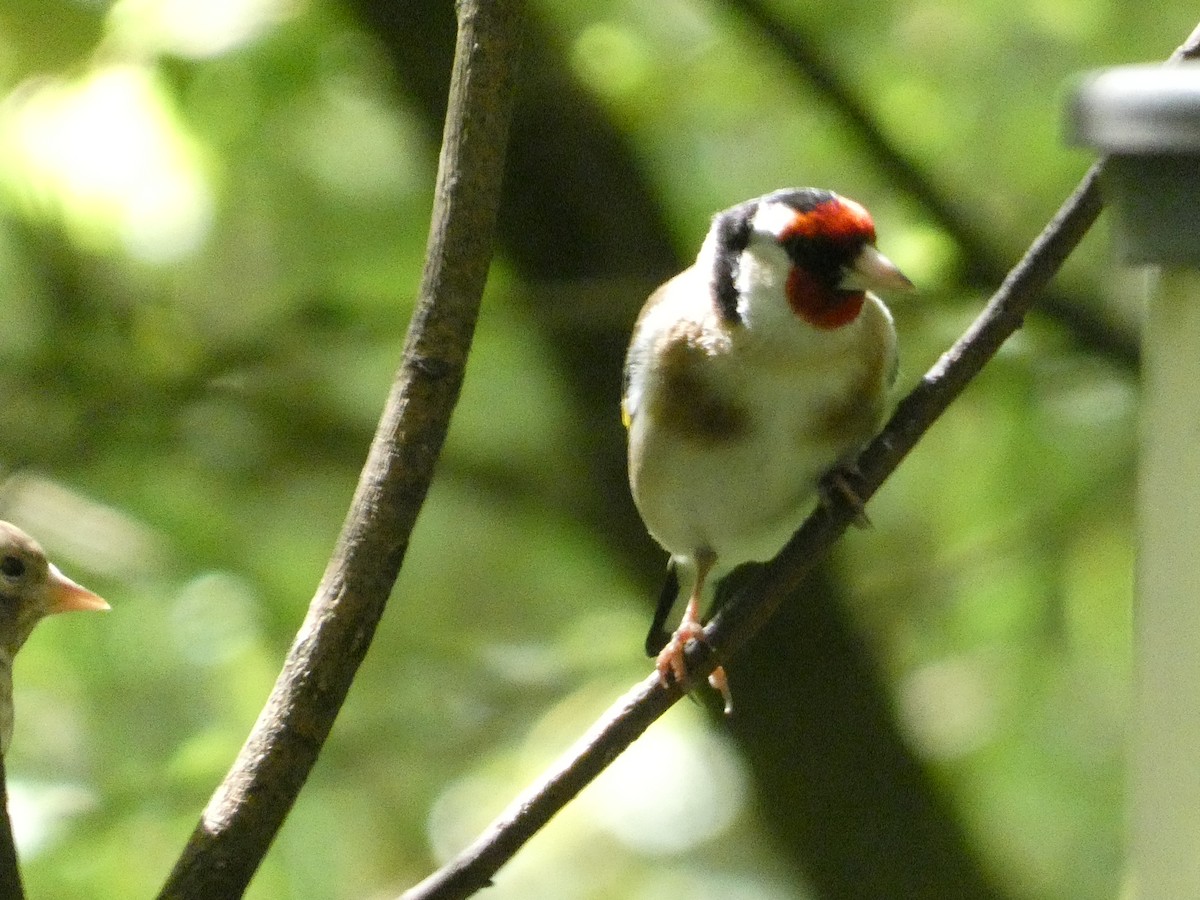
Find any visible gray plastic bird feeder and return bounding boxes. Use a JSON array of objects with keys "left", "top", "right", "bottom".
[{"left": 1070, "top": 62, "right": 1200, "bottom": 899}]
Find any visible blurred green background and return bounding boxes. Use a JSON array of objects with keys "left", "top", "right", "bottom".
[{"left": 0, "top": 0, "right": 1175, "bottom": 897}]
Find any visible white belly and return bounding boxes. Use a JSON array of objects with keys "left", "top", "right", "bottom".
[
  {"left": 629, "top": 376, "right": 861, "bottom": 565},
  {"left": 626, "top": 291, "right": 894, "bottom": 569}
]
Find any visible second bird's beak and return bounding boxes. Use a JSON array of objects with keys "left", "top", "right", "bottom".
[
  {"left": 46, "top": 564, "right": 110, "bottom": 615},
  {"left": 839, "top": 244, "right": 914, "bottom": 294}
]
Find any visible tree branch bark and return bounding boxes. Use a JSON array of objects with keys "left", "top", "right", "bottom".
[
  {"left": 399, "top": 23, "right": 1200, "bottom": 900},
  {"left": 156, "top": 1, "right": 524, "bottom": 896}
]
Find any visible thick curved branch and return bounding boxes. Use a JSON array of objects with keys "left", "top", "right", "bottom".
[
  {"left": 400, "top": 24, "right": 1200, "bottom": 900},
  {"left": 156, "top": 1, "right": 524, "bottom": 896}
]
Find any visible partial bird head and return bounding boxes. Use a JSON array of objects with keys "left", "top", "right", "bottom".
[
  {"left": 704, "top": 188, "right": 912, "bottom": 332},
  {"left": 0, "top": 521, "right": 109, "bottom": 659}
]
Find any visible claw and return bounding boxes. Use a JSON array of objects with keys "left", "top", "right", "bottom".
[
  {"left": 820, "top": 463, "right": 871, "bottom": 528},
  {"left": 707, "top": 666, "right": 733, "bottom": 716},
  {"left": 654, "top": 623, "right": 733, "bottom": 715},
  {"left": 655, "top": 617, "right": 704, "bottom": 688}
]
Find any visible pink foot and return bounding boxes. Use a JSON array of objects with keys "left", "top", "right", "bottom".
[{"left": 655, "top": 621, "right": 734, "bottom": 715}]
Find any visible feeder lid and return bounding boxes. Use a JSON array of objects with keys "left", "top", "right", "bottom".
[{"left": 1070, "top": 63, "right": 1200, "bottom": 153}]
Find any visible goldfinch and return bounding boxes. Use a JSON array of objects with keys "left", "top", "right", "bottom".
[
  {"left": 0, "top": 521, "right": 108, "bottom": 753},
  {"left": 623, "top": 188, "right": 911, "bottom": 711}
]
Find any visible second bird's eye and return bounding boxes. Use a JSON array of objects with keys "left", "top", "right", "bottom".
[{"left": 0, "top": 556, "right": 25, "bottom": 578}]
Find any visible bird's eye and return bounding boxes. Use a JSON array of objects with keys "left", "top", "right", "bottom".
[{"left": 0, "top": 555, "right": 24, "bottom": 578}]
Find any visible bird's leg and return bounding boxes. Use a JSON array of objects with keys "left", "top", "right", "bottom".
[
  {"left": 654, "top": 587, "right": 705, "bottom": 687},
  {"left": 819, "top": 461, "right": 872, "bottom": 529},
  {"left": 654, "top": 550, "right": 734, "bottom": 713}
]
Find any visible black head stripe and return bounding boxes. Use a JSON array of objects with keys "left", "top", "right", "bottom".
[
  {"left": 709, "top": 202, "right": 755, "bottom": 325},
  {"left": 763, "top": 187, "right": 837, "bottom": 214},
  {"left": 784, "top": 233, "right": 861, "bottom": 290}
]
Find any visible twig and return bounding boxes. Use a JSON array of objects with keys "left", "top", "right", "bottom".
[
  {"left": 400, "top": 675, "right": 673, "bottom": 900},
  {"left": 400, "top": 22, "right": 1200, "bottom": 900},
  {"left": 156, "top": 1, "right": 524, "bottom": 896},
  {"left": 0, "top": 758, "right": 25, "bottom": 900}
]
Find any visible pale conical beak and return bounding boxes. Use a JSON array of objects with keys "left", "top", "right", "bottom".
[
  {"left": 46, "top": 563, "right": 110, "bottom": 614},
  {"left": 839, "top": 244, "right": 914, "bottom": 294}
]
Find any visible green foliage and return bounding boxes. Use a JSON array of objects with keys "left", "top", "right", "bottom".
[{"left": 0, "top": 0, "right": 1164, "bottom": 896}]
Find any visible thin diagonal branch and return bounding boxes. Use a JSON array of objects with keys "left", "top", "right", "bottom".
[
  {"left": 399, "top": 22, "right": 1200, "bottom": 900},
  {"left": 156, "top": 1, "right": 524, "bottom": 896}
]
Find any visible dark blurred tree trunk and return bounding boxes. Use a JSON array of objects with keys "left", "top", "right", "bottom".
[
  {"left": 727, "top": 567, "right": 1005, "bottom": 899},
  {"left": 349, "top": 2, "right": 1009, "bottom": 897}
]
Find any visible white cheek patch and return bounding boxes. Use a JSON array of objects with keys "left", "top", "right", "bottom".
[
  {"left": 734, "top": 243, "right": 793, "bottom": 328},
  {"left": 734, "top": 243, "right": 788, "bottom": 294}
]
